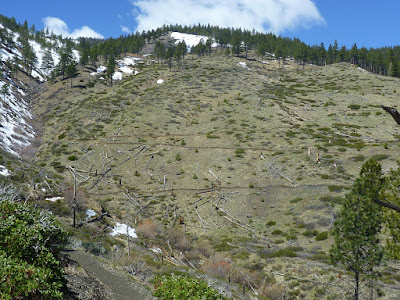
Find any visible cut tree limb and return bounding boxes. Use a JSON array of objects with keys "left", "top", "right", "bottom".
[{"left": 381, "top": 105, "right": 400, "bottom": 125}]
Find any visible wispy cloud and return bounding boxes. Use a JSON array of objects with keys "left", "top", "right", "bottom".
[
  {"left": 130, "top": 0, "right": 324, "bottom": 34},
  {"left": 43, "top": 17, "right": 104, "bottom": 39},
  {"left": 121, "top": 26, "right": 132, "bottom": 34}
]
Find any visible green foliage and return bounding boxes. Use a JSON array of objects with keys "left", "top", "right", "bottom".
[
  {"left": 302, "top": 229, "right": 319, "bottom": 237},
  {"left": 152, "top": 274, "right": 228, "bottom": 299},
  {"left": 0, "top": 200, "right": 68, "bottom": 299},
  {"left": 175, "top": 153, "right": 182, "bottom": 161},
  {"left": 381, "top": 162, "right": 400, "bottom": 258},
  {"left": 315, "top": 231, "right": 329, "bottom": 241},
  {"left": 330, "top": 159, "right": 385, "bottom": 299},
  {"left": 234, "top": 148, "right": 245, "bottom": 157},
  {"left": 67, "top": 155, "right": 77, "bottom": 161}
]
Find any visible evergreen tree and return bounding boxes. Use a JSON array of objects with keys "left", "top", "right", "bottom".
[
  {"left": 274, "top": 45, "right": 283, "bottom": 66},
  {"left": 154, "top": 41, "right": 165, "bottom": 63},
  {"left": 231, "top": 30, "right": 242, "bottom": 56},
  {"left": 165, "top": 46, "right": 175, "bottom": 71},
  {"left": 174, "top": 43, "right": 184, "bottom": 68},
  {"left": 65, "top": 63, "right": 78, "bottom": 88},
  {"left": 205, "top": 39, "right": 212, "bottom": 56},
  {"left": 57, "top": 42, "right": 75, "bottom": 79},
  {"left": 350, "top": 43, "right": 358, "bottom": 65},
  {"left": 1, "top": 83, "right": 9, "bottom": 101},
  {"left": 80, "top": 49, "right": 89, "bottom": 66},
  {"left": 106, "top": 54, "right": 115, "bottom": 86},
  {"left": 12, "top": 56, "right": 20, "bottom": 80},
  {"left": 41, "top": 48, "right": 54, "bottom": 75},
  {"left": 330, "top": 160, "right": 384, "bottom": 300},
  {"left": 90, "top": 47, "right": 98, "bottom": 66}
]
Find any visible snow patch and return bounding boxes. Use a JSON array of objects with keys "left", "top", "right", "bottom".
[
  {"left": 119, "top": 66, "right": 133, "bottom": 74},
  {"left": 86, "top": 209, "right": 97, "bottom": 219},
  {"left": 117, "top": 56, "right": 143, "bottom": 67},
  {"left": 238, "top": 61, "right": 251, "bottom": 70},
  {"left": 112, "top": 72, "right": 123, "bottom": 81},
  {"left": 45, "top": 196, "right": 64, "bottom": 202},
  {"left": 170, "top": 32, "right": 218, "bottom": 50},
  {"left": 110, "top": 222, "right": 137, "bottom": 238},
  {"left": 0, "top": 165, "right": 10, "bottom": 177},
  {"left": 97, "top": 66, "right": 107, "bottom": 73},
  {"left": 0, "top": 81, "right": 34, "bottom": 156},
  {"left": 150, "top": 247, "right": 162, "bottom": 254}
]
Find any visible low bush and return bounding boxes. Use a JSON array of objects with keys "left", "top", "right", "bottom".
[
  {"left": 0, "top": 200, "right": 68, "bottom": 299},
  {"left": 152, "top": 274, "right": 228, "bottom": 299},
  {"left": 315, "top": 231, "right": 329, "bottom": 241}
]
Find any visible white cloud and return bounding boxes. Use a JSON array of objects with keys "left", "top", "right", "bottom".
[
  {"left": 121, "top": 26, "right": 132, "bottom": 34},
  {"left": 43, "top": 17, "right": 104, "bottom": 39},
  {"left": 130, "top": 0, "right": 324, "bottom": 34}
]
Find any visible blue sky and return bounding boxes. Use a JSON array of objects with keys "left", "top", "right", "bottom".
[{"left": 0, "top": 0, "right": 399, "bottom": 49}]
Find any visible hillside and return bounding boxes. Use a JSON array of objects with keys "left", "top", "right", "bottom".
[
  {"left": 2, "top": 20, "right": 400, "bottom": 298},
  {"left": 32, "top": 40, "right": 400, "bottom": 298}
]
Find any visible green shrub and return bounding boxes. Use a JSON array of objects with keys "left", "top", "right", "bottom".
[
  {"left": 272, "top": 229, "right": 283, "bottom": 235},
  {"left": 235, "top": 148, "right": 245, "bottom": 157},
  {"left": 290, "top": 197, "right": 303, "bottom": 203},
  {"left": 152, "top": 274, "right": 228, "bottom": 299},
  {"left": 371, "top": 154, "right": 389, "bottom": 161},
  {"left": 266, "top": 221, "right": 276, "bottom": 226},
  {"left": 302, "top": 229, "right": 319, "bottom": 237},
  {"left": 348, "top": 104, "right": 361, "bottom": 110},
  {"left": 315, "top": 231, "right": 329, "bottom": 241},
  {"left": 0, "top": 200, "right": 68, "bottom": 299},
  {"left": 67, "top": 155, "right": 77, "bottom": 161}
]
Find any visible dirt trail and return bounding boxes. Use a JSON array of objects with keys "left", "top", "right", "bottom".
[{"left": 65, "top": 249, "right": 155, "bottom": 300}]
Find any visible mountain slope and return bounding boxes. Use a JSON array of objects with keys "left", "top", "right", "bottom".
[{"left": 32, "top": 45, "right": 400, "bottom": 297}]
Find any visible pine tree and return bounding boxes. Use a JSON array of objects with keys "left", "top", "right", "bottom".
[
  {"left": 174, "top": 43, "right": 183, "bottom": 68},
  {"left": 41, "top": 49, "right": 54, "bottom": 75},
  {"left": 65, "top": 63, "right": 78, "bottom": 88},
  {"left": 154, "top": 41, "right": 165, "bottom": 63},
  {"left": 1, "top": 83, "right": 9, "bottom": 101},
  {"left": 58, "top": 42, "right": 75, "bottom": 79},
  {"left": 330, "top": 160, "right": 384, "bottom": 300},
  {"left": 90, "top": 47, "right": 98, "bottom": 66},
  {"left": 106, "top": 54, "right": 115, "bottom": 86},
  {"left": 80, "top": 49, "right": 89, "bottom": 66},
  {"left": 165, "top": 47, "right": 175, "bottom": 71}
]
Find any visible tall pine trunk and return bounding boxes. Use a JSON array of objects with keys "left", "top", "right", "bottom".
[{"left": 354, "top": 271, "right": 359, "bottom": 300}]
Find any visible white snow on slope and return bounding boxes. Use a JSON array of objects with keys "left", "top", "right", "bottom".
[
  {"left": 238, "top": 61, "right": 251, "bottom": 70},
  {"left": 112, "top": 71, "right": 123, "bottom": 81},
  {"left": 45, "top": 196, "right": 64, "bottom": 202},
  {"left": 97, "top": 66, "right": 107, "bottom": 73},
  {"left": 110, "top": 222, "right": 137, "bottom": 238},
  {"left": 170, "top": 32, "right": 218, "bottom": 50},
  {"left": 86, "top": 209, "right": 97, "bottom": 219},
  {"left": 0, "top": 81, "right": 35, "bottom": 156},
  {"left": 0, "top": 23, "right": 67, "bottom": 156},
  {"left": 0, "top": 165, "right": 10, "bottom": 177}
]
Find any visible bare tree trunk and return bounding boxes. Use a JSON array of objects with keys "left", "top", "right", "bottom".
[
  {"left": 354, "top": 271, "right": 359, "bottom": 300},
  {"left": 73, "top": 167, "right": 77, "bottom": 227}
]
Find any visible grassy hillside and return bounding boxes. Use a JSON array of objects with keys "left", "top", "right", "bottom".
[{"left": 33, "top": 51, "right": 400, "bottom": 298}]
